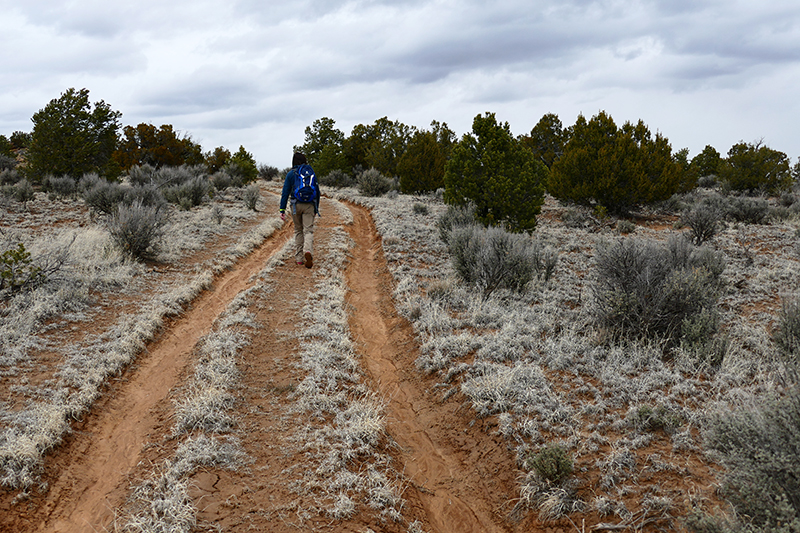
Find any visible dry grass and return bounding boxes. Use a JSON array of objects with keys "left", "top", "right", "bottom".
[
  {"left": 0, "top": 185, "right": 279, "bottom": 491},
  {"left": 334, "top": 186, "right": 800, "bottom": 526}
]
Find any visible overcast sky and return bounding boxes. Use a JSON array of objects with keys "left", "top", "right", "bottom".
[{"left": 1, "top": 0, "right": 798, "bottom": 167}]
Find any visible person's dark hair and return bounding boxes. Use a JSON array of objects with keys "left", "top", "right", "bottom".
[{"left": 292, "top": 152, "right": 307, "bottom": 167}]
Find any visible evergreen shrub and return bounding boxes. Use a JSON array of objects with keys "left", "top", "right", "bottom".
[
  {"left": 163, "top": 176, "right": 210, "bottom": 209},
  {"left": 318, "top": 169, "right": 354, "bottom": 189},
  {"left": 525, "top": 444, "right": 573, "bottom": 485}
]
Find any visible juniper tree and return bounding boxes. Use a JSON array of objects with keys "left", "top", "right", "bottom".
[
  {"left": 26, "top": 88, "right": 122, "bottom": 182},
  {"left": 719, "top": 141, "right": 792, "bottom": 194},
  {"left": 444, "top": 112, "right": 546, "bottom": 233},
  {"left": 549, "top": 111, "right": 690, "bottom": 215}
]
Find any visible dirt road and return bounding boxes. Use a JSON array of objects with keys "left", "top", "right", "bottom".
[{"left": 3, "top": 198, "right": 527, "bottom": 532}]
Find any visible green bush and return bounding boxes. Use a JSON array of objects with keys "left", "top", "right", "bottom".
[
  {"left": 356, "top": 168, "right": 392, "bottom": 197},
  {"left": 592, "top": 235, "right": 725, "bottom": 346},
  {"left": 525, "top": 444, "right": 573, "bottom": 485},
  {"left": 0, "top": 243, "right": 44, "bottom": 292},
  {"left": 719, "top": 141, "right": 793, "bottom": 194},
  {"left": 549, "top": 111, "right": 692, "bottom": 215},
  {"left": 444, "top": 112, "right": 546, "bottom": 232},
  {"left": 627, "top": 404, "right": 684, "bottom": 433},
  {"left": 397, "top": 129, "right": 448, "bottom": 193},
  {"left": 704, "top": 386, "right": 800, "bottom": 532},
  {"left": 448, "top": 224, "right": 537, "bottom": 298},
  {"left": 26, "top": 87, "right": 121, "bottom": 181},
  {"left": 107, "top": 200, "right": 168, "bottom": 260},
  {"left": 226, "top": 145, "right": 258, "bottom": 184}
]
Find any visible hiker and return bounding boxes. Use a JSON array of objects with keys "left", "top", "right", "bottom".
[{"left": 279, "top": 152, "right": 320, "bottom": 268}]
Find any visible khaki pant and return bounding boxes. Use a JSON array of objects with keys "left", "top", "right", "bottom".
[{"left": 292, "top": 202, "right": 315, "bottom": 262}]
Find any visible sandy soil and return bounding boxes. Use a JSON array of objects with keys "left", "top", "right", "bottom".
[{"left": 0, "top": 197, "right": 539, "bottom": 532}]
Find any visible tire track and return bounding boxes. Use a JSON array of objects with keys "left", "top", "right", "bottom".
[
  {"left": 30, "top": 219, "right": 295, "bottom": 533},
  {"left": 343, "top": 202, "right": 515, "bottom": 533}
]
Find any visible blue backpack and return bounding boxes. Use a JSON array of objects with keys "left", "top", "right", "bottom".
[{"left": 293, "top": 164, "right": 317, "bottom": 203}]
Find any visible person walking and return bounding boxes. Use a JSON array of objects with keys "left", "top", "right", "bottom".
[{"left": 279, "top": 152, "right": 320, "bottom": 268}]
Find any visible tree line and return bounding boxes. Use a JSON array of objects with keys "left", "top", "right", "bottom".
[
  {"left": 0, "top": 88, "right": 261, "bottom": 185},
  {"left": 297, "top": 111, "right": 797, "bottom": 231},
  {"left": 3, "top": 87, "right": 796, "bottom": 233}
]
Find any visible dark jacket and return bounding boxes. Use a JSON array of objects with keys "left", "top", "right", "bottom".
[{"left": 280, "top": 165, "right": 320, "bottom": 215}]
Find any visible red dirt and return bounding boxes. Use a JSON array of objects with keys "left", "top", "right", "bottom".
[{"left": 0, "top": 194, "right": 727, "bottom": 533}]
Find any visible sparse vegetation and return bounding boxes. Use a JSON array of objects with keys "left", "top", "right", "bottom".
[
  {"left": 243, "top": 184, "right": 260, "bottom": 211},
  {"left": 0, "top": 243, "right": 44, "bottom": 292},
  {"left": 704, "top": 386, "right": 800, "bottom": 533},
  {"left": 106, "top": 200, "right": 168, "bottom": 260},
  {"left": 448, "top": 224, "right": 538, "bottom": 298},
  {"left": 356, "top": 167, "right": 392, "bottom": 197},
  {"left": 591, "top": 235, "right": 725, "bottom": 346},
  {"left": 775, "top": 297, "right": 800, "bottom": 358},
  {"left": 525, "top": 444, "right": 574, "bottom": 485}
]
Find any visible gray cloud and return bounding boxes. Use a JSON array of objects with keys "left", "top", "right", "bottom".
[{"left": 0, "top": 0, "right": 797, "bottom": 165}]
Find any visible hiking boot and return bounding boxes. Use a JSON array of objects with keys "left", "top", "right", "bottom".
[{"left": 304, "top": 252, "right": 313, "bottom": 269}]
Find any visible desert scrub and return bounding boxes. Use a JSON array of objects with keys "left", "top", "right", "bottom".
[
  {"left": 774, "top": 297, "right": 800, "bottom": 358},
  {"left": 319, "top": 169, "right": 355, "bottom": 188},
  {"left": 0, "top": 243, "right": 44, "bottom": 292},
  {"left": 704, "top": 386, "right": 800, "bottom": 532},
  {"left": 242, "top": 184, "right": 260, "bottom": 211},
  {"left": 2, "top": 179, "right": 34, "bottom": 203},
  {"left": 526, "top": 443, "right": 574, "bottom": 485},
  {"left": 591, "top": 234, "right": 725, "bottom": 347},
  {"left": 106, "top": 200, "right": 169, "bottom": 260},
  {"left": 162, "top": 176, "right": 210, "bottom": 210},
  {"left": 356, "top": 168, "right": 392, "bottom": 197},
  {"left": 448, "top": 224, "right": 537, "bottom": 298},
  {"left": 627, "top": 404, "right": 684, "bottom": 433},
  {"left": 726, "top": 195, "right": 769, "bottom": 224},
  {"left": 436, "top": 203, "right": 476, "bottom": 244},
  {"left": 616, "top": 219, "right": 636, "bottom": 234},
  {"left": 44, "top": 175, "right": 78, "bottom": 199},
  {"left": 211, "top": 171, "right": 232, "bottom": 191},
  {"left": 287, "top": 226, "right": 404, "bottom": 522},
  {"left": 681, "top": 202, "right": 722, "bottom": 245},
  {"left": 124, "top": 436, "right": 247, "bottom": 533}
]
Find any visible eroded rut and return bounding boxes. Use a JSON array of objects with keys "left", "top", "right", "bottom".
[
  {"left": 344, "top": 203, "right": 514, "bottom": 533},
  {"left": 25, "top": 221, "right": 296, "bottom": 532},
  {"left": 9, "top": 199, "right": 521, "bottom": 532}
]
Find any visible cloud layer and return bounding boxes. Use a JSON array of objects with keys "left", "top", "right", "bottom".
[{"left": 1, "top": 0, "right": 798, "bottom": 166}]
